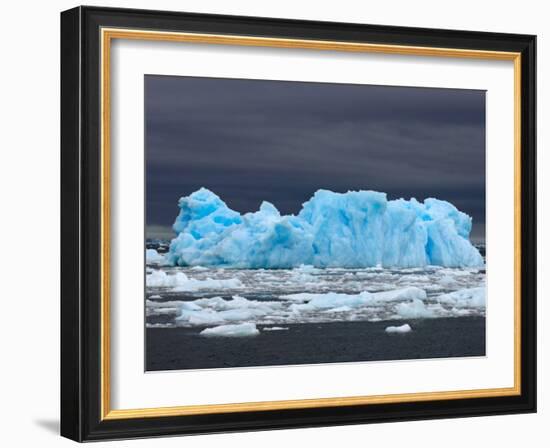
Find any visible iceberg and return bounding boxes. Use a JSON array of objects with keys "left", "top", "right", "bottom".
[{"left": 166, "top": 188, "right": 483, "bottom": 269}]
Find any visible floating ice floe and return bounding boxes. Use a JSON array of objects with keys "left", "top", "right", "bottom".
[
  {"left": 146, "top": 299, "right": 188, "bottom": 316},
  {"left": 145, "top": 267, "right": 486, "bottom": 328},
  {"left": 200, "top": 323, "right": 260, "bottom": 337},
  {"left": 146, "top": 269, "right": 243, "bottom": 291},
  {"left": 263, "top": 326, "right": 289, "bottom": 331},
  {"left": 176, "top": 295, "right": 282, "bottom": 326},
  {"left": 371, "top": 287, "right": 427, "bottom": 302},
  {"left": 394, "top": 299, "right": 436, "bottom": 318},
  {"left": 283, "top": 287, "right": 426, "bottom": 313},
  {"left": 437, "top": 287, "right": 486, "bottom": 308},
  {"left": 166, "top": 188, "right": 483, "bottom": 269},
  {"left": 385, "top": 324, "right": 412, "bottom": 333},
  {"left": 146, "top": 323, "right": 175, "bottom": 329},
  {"left": 159, "top": 286, "right": 476, "bottom": 328},
  {"left": 146, "top": 248, "right": 164, "bottom": 264},
  {"left": 288, "top": 291, "right": 373, "bottom": 313}
]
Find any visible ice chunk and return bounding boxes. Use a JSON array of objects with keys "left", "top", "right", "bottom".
[
  {"left": 146, "top": 270, "right": 190, "bottom": 287},
  {"left": 194, "top": 295, "right": 282, "bottom": 313},
  {"left": 146, "top": 269, "right": 242, "bottom": 291},
  {"left": 176, "top": 307, "right": 261, "bottom": 326},
  {"left": 323, "top": 306, "right": 353, "bottom": 313},
  {"left": 288, "top": 291, "right": 372, "bottom": 313},
  {"left": 371, "top": 287, "right": 427, "bottom": 302},
  {"left": 167, "top": 188, "right": 483, "bottom": 268},
  {"left": 281, "top": 288, "right": 431, "bottom": 319},
  {"left": 283, "top": 288, "right": 426, "bottom": 313},
  {"left": 200, "top": 323, "right": 260, "bottom": 337},
  {"left": 175, "top": 295, "right": 281, "bottom": 326},
  {"left": 395, "top": 299, "right": 435, "bottom": 318},
  {"left": 263, "top": 326, "right": 289, "bottom": 331},
  {"left": 146, "top": 248, "right": 163, "bottom": 263},
  {"left": 437, "top": 287, "right": 486, "bottom": 308},
  {"left": 178, "top": 310, "right": 224, "bottom": 326},
  {"left": 385, "top": 323, "right": 412, "bottom": 333},
  {"left": 146, "top": 323, "right": 175, "bottom": 328}
]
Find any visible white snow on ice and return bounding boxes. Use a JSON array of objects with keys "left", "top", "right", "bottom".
[
  {"left": 200, "top": 323, "right": 260, "bottom": 337},
  {"left": 146, "top": 269, "right": 243, "bottom": 291},
  {"left": 385, "top": 324, "right": 412, "bottom": 333},
  {"left": 145, "top": 264, "right": 485, "bottom": 328},
  {"left": 437, "top": 287, "right": 486, "bottom": 308},
  {"left": 146, "top": 248, "right": 164, "bottom": 264}
]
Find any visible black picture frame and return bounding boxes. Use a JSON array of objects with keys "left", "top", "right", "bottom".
[{"left": 61, "top": 5, "right": 536, "bottom": 442}]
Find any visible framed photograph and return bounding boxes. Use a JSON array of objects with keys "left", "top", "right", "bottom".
[{"left": 60, "top": 6, "right": 536, "bottom": 441}]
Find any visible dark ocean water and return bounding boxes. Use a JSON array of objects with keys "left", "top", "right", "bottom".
[{"left": 147, "top": 317, "right": 485, "bottom": 371}]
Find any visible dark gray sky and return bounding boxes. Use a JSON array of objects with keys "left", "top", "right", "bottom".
[{"left": 146, "top": 75, "right": 486, "bottom": 242}]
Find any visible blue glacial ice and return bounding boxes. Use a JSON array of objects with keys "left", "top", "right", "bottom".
[{"left": 165, "top": 188, "right": 483, "bottom": 269}]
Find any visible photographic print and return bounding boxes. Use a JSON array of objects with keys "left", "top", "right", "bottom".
[
  {"left": 144, "top": 75, "right": 486, "bottom": 371},
  {"left": 61, "top": 9, "right": 536, "bottom": 439}
]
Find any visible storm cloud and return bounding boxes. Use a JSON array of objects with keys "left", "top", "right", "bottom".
[{"left": 146, "top": 75, "right": 486, "bottom": 241}]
